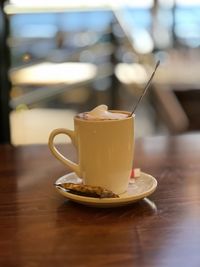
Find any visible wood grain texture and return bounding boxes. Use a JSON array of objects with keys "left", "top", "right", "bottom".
[{"left": 0, "top": 134, "right": 200, "bottom": 267}]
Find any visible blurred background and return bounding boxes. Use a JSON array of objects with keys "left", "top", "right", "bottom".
[{"left": 1, "top": 0, "right": 200, "bottom": 145}]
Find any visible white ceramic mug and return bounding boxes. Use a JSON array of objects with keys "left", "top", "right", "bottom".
[{"left": 49, "top": 111, "right": 134, "bottom": 194}]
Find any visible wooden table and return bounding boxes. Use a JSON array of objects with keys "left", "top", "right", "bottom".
[{"left": 1, "top": 134, "right": 200, "bottom": 267}]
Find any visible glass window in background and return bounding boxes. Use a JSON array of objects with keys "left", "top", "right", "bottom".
[
  {"left": 5, "top": 0, "right": 199, "bottom": 144},
  {"left": 5, "top": 1, "right": 115, "bottom": 145},
  {"left": 4, "top": 0, "right": 159, "bottom": 145}
]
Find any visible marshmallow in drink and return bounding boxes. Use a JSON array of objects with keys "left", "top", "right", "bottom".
[{"left": 86, "top": 105, "right": 128, "bottom": 120}]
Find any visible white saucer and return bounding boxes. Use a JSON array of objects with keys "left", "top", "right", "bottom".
[{"left": 54, "top": 172, "right": 157, "bottom": 208}]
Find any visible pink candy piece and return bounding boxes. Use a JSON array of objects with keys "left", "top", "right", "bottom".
[{"left": 130, "top": 168, "right": 141, "bottom": 178}]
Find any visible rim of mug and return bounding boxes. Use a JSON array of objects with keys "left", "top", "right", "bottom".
[{"left": 74, "top": 110, "right": 135, "bottom": 123}]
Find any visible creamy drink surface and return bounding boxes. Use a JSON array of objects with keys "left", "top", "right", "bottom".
[{"left": 77, "top": 105, "right": 128, "bottom": 120}]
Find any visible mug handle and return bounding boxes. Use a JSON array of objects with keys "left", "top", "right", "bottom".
[{"left": 48, "top": 128, "right": 81, "bottom": 177}]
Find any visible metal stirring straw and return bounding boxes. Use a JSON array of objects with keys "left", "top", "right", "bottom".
[{"left": 130, "top": 60, "right": 160, "bottom": 117}]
